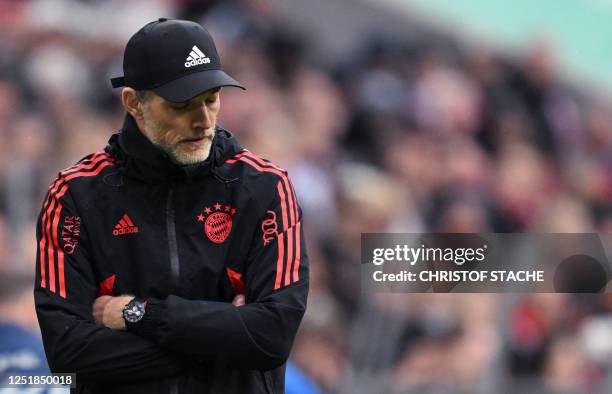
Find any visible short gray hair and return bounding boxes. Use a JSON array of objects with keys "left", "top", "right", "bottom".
[{"left": 135, "top": 89, "right": 150, "bottom": 102}]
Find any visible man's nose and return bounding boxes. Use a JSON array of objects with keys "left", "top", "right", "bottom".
[{"left": 192, "top": 104, "right": 213, "bottom": 130}]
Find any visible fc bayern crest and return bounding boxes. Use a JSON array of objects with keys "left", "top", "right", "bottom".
[{"left": 197, "top": 202, "right": 237, "bottom": 244}]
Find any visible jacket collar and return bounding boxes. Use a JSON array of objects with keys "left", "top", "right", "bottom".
[{"left": 107, "top": 114, "right": 241, "bottom": 183}]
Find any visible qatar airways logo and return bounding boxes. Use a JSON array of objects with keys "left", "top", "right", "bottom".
[{"left": 62, "top": 216, "right": 81, "bottom": 254}]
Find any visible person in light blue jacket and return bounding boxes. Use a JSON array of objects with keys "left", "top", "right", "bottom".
[
  {"left": 0, "top": 270, "right": 66, "bottom": 393},
  {"left": 286, "top": 362, "right": 321, "bottom": 394}
]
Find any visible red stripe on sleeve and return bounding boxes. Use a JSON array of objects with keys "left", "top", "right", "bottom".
[
  {"left": 284, "top": 226, "right": 294, "bottom": 286},
  {"left": 288, "top": 181, "right": 301, "bottom": 283},
  {"left": 274, "top": 232, "right": 285, "bottom": 290},
  {"left": 53, "top": 196, "right": 69, "bottom": 299},
  {"left": 275, "top": 181, "right": 290, "bottom": 289},
  {"left": 58, "top": 248, "right": 66, "bottom": 297},
  {"left": 276, "top": 180, "right": 294, "bottom": 288},
  {"left": 276, "top": 182, "right": 289, "bottom": 231},
  {"left": 61, "top": 152, "right": 110, "bottom": 176},
  {"left": 50, "top": 184, "right": 69, "bottom": 296},
  {"left": 38, "top": 239, "right": 46, "bottom": 288},
  {"left": 224, "top": 150, "right": 250, "bottom": 164},
  {"left": 293, "top": 221, "right": 301, "bottom": 283},
  {"left": 64, "top": 161, "right": 113, "bottom": 181},
  {"left": 283, "top": 181, "right": 296, "bottom": 286},
  {"left": 38, "top": 180, "right": 62, "bottom": 289},
  {"left": 45, "top": 183, "right": 68, "bottom": 293},
  {"left": 242, "top": 152, "right": 284, "bottom": 172},
  {"left": 286, "top": 183, "right": 296, "bottom": 227},
  {"left": 237, "top": 154, "right": 284, "bottom": 174},
  {"left": 44, "top": 182, "right": 66, "bottom": 292}
]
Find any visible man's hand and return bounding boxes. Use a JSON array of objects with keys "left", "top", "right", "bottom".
[
  {"left": 94, "top": 294, "right": 244, "bottom": 330},
  {"left": 232, "top": 294, "right": 245, "bottom": 307},
  {"left": 93, "top": 295, "right": 134, "bottom": 330}
]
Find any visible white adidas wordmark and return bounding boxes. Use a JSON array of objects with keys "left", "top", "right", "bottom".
[{"left": 185, "top": 45, "right": 210, "bottom": 68}]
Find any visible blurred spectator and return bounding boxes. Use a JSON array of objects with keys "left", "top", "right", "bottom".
[
  {"left": 285, "top": 361, "right": 322, "bottom": 394},
  {"left": 0, "top": 270, "right": 51, "bottom": 385}
]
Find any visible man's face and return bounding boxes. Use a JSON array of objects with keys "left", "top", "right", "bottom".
[{"left": 139, "top": 89, "right": 221, "bottom": 165}]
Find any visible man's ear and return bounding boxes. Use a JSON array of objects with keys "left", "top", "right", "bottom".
[{"left": 121, "top": 88, "right": 144, "bottom": 121}]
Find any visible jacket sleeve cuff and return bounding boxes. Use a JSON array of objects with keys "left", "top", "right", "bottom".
[{"left": 128, "top": 297, "right": 164, "bottom": 341}]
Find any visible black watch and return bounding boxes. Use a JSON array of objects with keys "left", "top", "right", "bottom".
[{"left": 122, "top": 297, "right": 147, "bottom": 326}]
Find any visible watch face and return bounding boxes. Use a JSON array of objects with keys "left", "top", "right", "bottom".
[{"left": 123, "top": 300, "right": 145, "bottom": 323}]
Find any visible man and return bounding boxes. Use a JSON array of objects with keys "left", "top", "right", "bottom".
[{"left": 34, "top": 18, "right": 308, "bottom": 394}]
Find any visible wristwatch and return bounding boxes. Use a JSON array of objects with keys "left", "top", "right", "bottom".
[{"left": 122, "top": 297, "right": 148, "bottom": 327}]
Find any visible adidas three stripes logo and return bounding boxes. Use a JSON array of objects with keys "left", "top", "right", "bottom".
[{"left": 185, "top": 45, "right": 210, "bottom": 68}]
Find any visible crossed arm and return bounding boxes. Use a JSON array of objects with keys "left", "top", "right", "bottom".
[{"left": 92, "top": 294, "right": 245, "bottom": 330}]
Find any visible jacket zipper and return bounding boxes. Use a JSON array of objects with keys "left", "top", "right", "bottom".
[
  {"left": 166, "top": 186, "right": 180, "bottom": 285},
  {"left": 166, "top": 186, "right": 180, "bottom": 394}
]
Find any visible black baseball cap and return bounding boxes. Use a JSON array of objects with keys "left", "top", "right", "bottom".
[{"left": 111, "top": 18, "right": 244, "bottom": 102}]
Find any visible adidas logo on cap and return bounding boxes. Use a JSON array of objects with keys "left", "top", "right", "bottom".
[{"left": 185, "top": 45, "right": 210, "bottom": 68}]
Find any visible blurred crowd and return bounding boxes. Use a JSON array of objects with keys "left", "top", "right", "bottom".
[{"left": 0, "top": 0, "right": 610, "bottom": 393}]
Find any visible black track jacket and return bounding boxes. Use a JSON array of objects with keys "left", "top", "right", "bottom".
[{"left": 34, "top": 115, "right": 309, "bottom": 393}]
